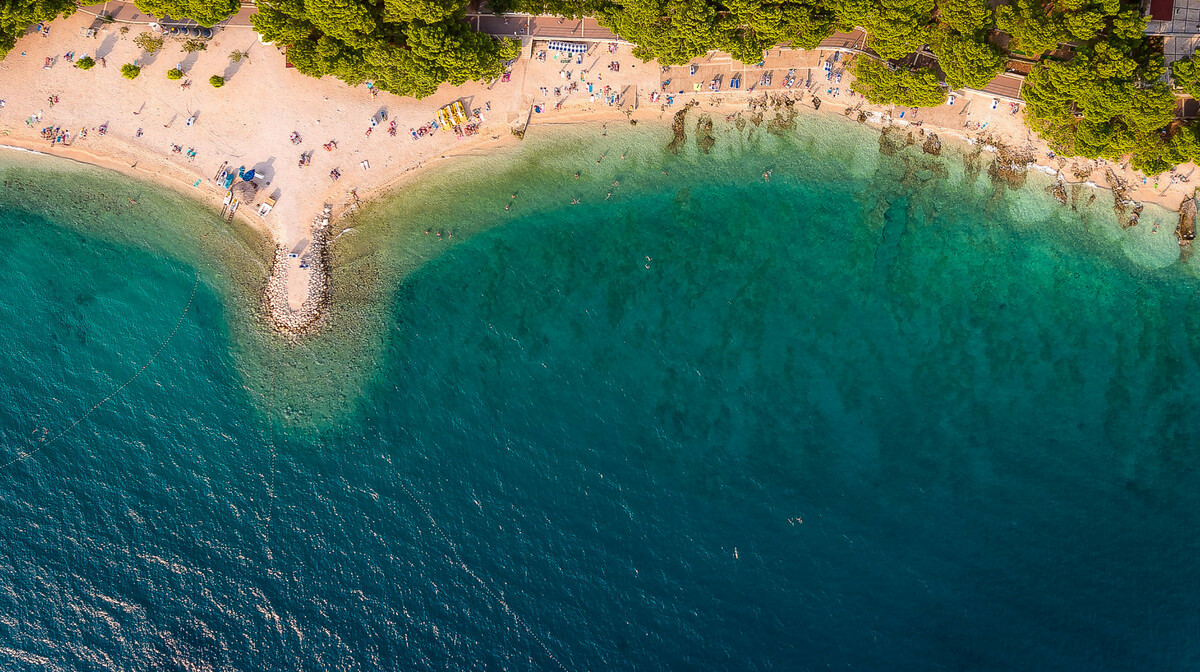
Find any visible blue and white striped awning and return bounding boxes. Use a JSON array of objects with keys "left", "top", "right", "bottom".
[{"left": 548, "top": 41, "right": 587, "bottom": 53}]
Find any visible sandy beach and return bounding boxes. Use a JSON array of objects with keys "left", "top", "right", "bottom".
[{"left": 2, "top": 8, "right": 1195, "bottom": 333}]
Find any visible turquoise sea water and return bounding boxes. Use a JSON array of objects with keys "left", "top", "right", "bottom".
[{"left": 3, "top": 113, "right": 1200, "bottom": 670}]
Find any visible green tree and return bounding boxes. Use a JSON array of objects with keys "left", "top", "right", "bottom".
[
  {"left": 167, "top": 67, "right": 183, "bottom": 79},
  {"left": 995, "top": 0, "right": 1069, "bottom": 56},
  {"left": 0, "top": 0, "right": 77, "bottom": 60},
  {"left": 121, "top": 63, "right": 142, "bottom": 79},
  {"left": 929, "top": 29, "right": 1004, "bottom": 90},
  {"left": 715, "top": 0, "right": 838, "bottom": 63},
  {"left": 75, "top": 55, "right": 96, "bottom": 70},
  {"left": 210, "top": 75, "right": 225, "bottom": 87},
  {"left": 133, "top": 32, "right": 164, "bottom": 53},
  {"left": 936, "top": 0, "right": 990, "bottom": 34},
  {"left": 1173, "top": 56, "right": 1200, "bottom": 98},
  {"left": 851, "top": 56, "right": 947, "bottom": 106},
  {"left": 252, "top": 0, "right": 520, "bottom": 97},
  {"left": 1023, "top": 42, "right": 1174, "bottom": 162},
  {"left": 133, "top": 0, "right": 239, "bottom": 26},
  {"left": 861, "top": 0, "right": 935, "bottom": 60},
  {"left": 598, "top": 0, "right": 719, "bottom": 65}
]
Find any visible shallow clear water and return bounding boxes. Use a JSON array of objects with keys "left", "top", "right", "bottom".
[{"left": 2, "top": 114, "right": 1200, "bottom": 670}]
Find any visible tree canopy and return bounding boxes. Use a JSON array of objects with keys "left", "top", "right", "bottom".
[
  {"left": 133, "top": 0, "right": 240, "bottom": 26},
  {"left": 0, "top": 0, "right": 76, "bottom": 60},
  {"left": 850, "top": 56, "right": 947, "bottom": 107},
  {"left": 252, "top": 0, "right": 520, "bottom": 98},
  {"left": 1023, "top": 42, "right": 1176, "bottom": 168},
  {"left": 1173, "top": 56, "right": 1200, "bottom": 99},
  {"left": 936, "top": 0, "right": 990, "bottom": 35},
  {"left": 929, "top": 29, "right": 1004, "bottom": 90}
]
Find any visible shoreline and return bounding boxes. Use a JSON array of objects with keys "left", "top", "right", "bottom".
[
  {"left": 4, "top": 97, "right": 1194, "bottom": 335},
  {"left": 3, "top": 10, "right": 1196, "bottom": 339}
]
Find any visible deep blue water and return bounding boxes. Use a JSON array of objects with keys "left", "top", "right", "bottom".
[{"left": 2, "top": 119, "right": 1200, "bottom": 671}]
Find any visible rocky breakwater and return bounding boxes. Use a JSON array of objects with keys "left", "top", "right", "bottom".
[{"left": 263, "top": 205, "right": 333, "bottom": 336}]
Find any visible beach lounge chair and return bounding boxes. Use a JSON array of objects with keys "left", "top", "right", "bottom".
[{"left": 257, "top": 197, "right": 276, "bottom": 217}]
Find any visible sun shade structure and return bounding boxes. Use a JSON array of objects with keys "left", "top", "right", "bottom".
[{"left": 548, "top": 41, "right": 587, "bottom": 54}]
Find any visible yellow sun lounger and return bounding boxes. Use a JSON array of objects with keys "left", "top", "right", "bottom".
[{"left": 437, "top": 100, "right": 470, "bottom": 128}]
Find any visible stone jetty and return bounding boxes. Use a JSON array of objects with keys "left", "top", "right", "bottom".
[{"left": 263, "top": 206, "right": 332, "bottom": 336}]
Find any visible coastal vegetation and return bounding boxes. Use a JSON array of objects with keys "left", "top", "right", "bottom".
[
  {"left": 1172, "top": 56, "right": 1200, "bottom": 99},
  {"left": 75, "top": 56, "right": 96, "bottom": 70},
  {"left": 210, "top": 75, "right": 225, "bottom": 87},
  {"left": 121, "top": 63, "right": 142, "bottom": 79},
  {"left": 0, "top": 0, "right": 74, "bottom": 60},
  {"left": 850, "top": 58, "right": 946, "bottom": 107},
  {"left": 1, "top": 0, "right": 1197, "bottom": 173},
  {"left": 133, "top": 0, "right": 240, "bottom": 27},
  {"left": 250, "top": 0, "right": 521, "bottom": 98},
  {"left": 133, "top": 32, "right": 164, "bottom": 53},
  {"left": 167, "top": 67, "right": 184, "bottom": 79}
]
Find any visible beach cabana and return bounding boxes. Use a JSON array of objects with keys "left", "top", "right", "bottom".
[{"left": 548, "top": 41, "right": 587, "bottom": 54}]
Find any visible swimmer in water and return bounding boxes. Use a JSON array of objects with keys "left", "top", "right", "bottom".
[
  {"left": 612, "top": 181, "right": 619, "bottom": 187},
  {"left": 605, "top": 192, "right": 612, "bottom": 200},
  {"left": 574, "top": 172, "right": 580, "bottom": 179},
  {"left": 571, "top": 198, "right": 580, "bottom": 204},
  {"left": 511, "top": 193, "right": 517, "bottom": 199},
  {"left": 505, "top": 203, "right": 510, "bottom": 210}
]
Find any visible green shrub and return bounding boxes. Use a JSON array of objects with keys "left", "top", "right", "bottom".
[
  {"left": 75, "top": 56, "right": 95, "bottom": 70},
  {"left": 182, "top": 39, "right": 208, "bottom": 53},
  {"left": 134, "top": 32, "right": 163, "bottom": 54},
  {"left": 121, "top": 63, "right": 141, "bottom": 79},
  {"left": 167, "top": 68, "right": 183, "bottom": 80},
  {"left": 209, "top": 75, "right": 225, "bottom": 88}
]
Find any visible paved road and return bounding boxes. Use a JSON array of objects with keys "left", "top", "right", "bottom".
[{"left": 467, "top": 13, "right": 620, "bottom": 42}]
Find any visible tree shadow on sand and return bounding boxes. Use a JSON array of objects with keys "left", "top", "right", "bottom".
[
  {"left": 222, "top": 58, "right": 244, "bottom": 81},
  {"left": 96, "top": 33, "right": 119, "bottom": 59}
]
